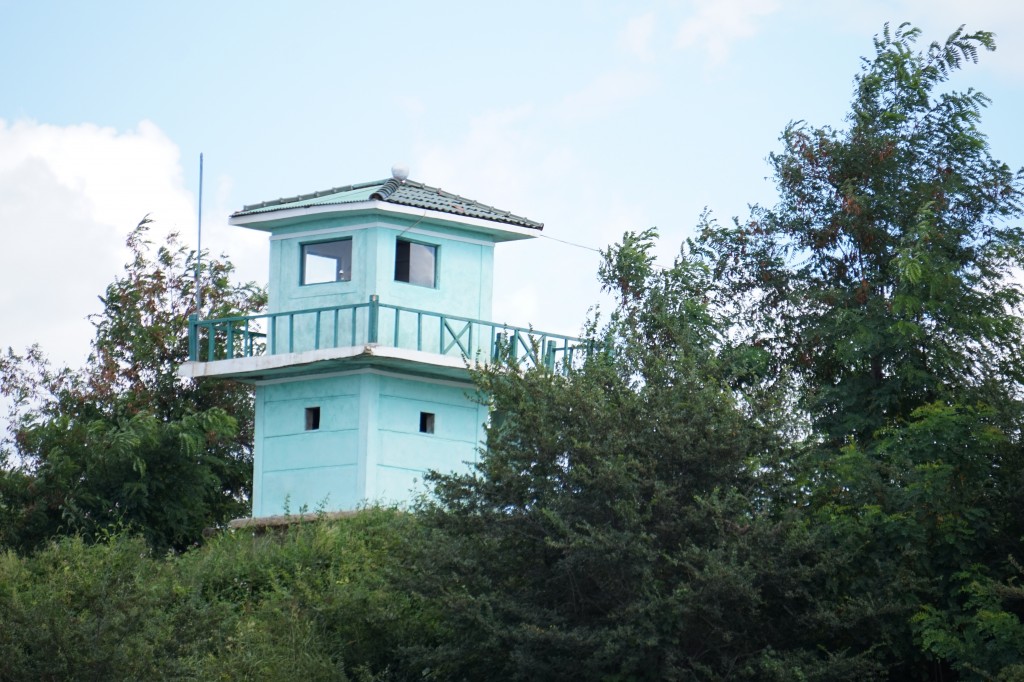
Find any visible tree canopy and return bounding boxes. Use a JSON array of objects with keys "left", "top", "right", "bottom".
[
  {"left": 699, "top": 23, "right": 1024, "bottom": 442},
  {"left": 410, "top": 23, "right": 1024, "bottom": 680},
  {"left": 0, "top": 218, "right": 266, "bottom": 553}
]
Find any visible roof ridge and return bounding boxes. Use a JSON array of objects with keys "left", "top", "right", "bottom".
[
  {"left": 241, "top": 179, "right": 387, "bottom": 212},
  {"left": 369, "top": 177, "right": 401, "bottom": 201}
]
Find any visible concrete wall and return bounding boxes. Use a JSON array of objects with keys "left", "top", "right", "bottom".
[
  {"left": 253, "top": 373, "right": 362, "bottom": 516},
  {"left": 252, "top": 369, "right": 486, "bottom": 516},
  {"left": 371, "top": 372, "right": 486, "bottom": 504},
  {"left": 267, "top": 214, "right": 496, "bottom": 322}
]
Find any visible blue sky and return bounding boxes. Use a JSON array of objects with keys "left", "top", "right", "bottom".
[{"left": 2, "top": 0, "right": 1023, "bottom": 367}]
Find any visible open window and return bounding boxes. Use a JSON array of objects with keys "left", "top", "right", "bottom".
[
  {"left": 419, "top": 411, "right": 435, "bottom": 434},
  {"left": 394, "top": 239, "right": 437, "bottom": 288},
  {"left": 305, "top": 407, "right": 321, "bottom": 431},
  {"left": 302, "top": 239, "right": 352, "bottom": 285}
]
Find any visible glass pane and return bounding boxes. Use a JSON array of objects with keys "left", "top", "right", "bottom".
[
  {"left": 395, "top": 239, "right": 436, "bottom": 287},
  {"left": 302, "top": 239, "right": 351, "bottom": 285},
  {"left": 408, "top": 242, "right": 436, "bottom": 287}
]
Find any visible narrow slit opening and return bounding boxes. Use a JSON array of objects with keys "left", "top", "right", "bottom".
[{"left": 305, "top": 406, "right": 321, "bottom": 431}]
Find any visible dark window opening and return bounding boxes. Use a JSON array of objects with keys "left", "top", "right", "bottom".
[
  {"left": 419, "top": 411, "right": 435, "bottom": 434},
  {"left": 395, "top": 238, "right": 437, "bottom": 288},
  {"left": 302, "top": 239, "right": 352, "bottom": 285},
  {"left": 305, "top": 407, "right": 321, "bottom": 431}
]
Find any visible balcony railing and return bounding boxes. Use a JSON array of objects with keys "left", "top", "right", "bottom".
[{"left": 187, "top": 296, "right": 591, "bottom": 372}]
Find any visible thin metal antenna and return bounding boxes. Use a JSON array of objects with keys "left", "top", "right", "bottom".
[{"left": 196, "top": 153, "right": 204, "bottom": 313}]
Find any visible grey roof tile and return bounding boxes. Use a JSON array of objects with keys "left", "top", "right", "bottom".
[{"left": 233, "top": 178, "right": 542, "bottom": 230}]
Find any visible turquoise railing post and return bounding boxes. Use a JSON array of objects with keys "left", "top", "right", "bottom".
[
  {"left": 188, "top": 314, "right": 198, "bottom": 361},
  {"left": 243, "top": 319, "right": 252, "bottom": 356},
  {"left": 493, "top": 332, "right": 505, "bottom": 361},
  {"left": 368, "top": 295, "right": 380, "bottom": 344},
  {"left": 545, "top": 340, "right": 556, "bottom": 369},
  {"left": 207, "top": 322, "right": 216, "bottom": 361}
]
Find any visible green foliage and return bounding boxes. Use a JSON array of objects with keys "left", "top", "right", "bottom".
[
  {"left": 409, "top": 231, "right": 876, "bottom": 680},
  {"left": 0, "top": 508, "right": 429, "bottom": 681},
  {"left": 0, "top": 218, "right": 267, "bottom": 553},
  {"left": 692, "top": 22, "right": 1024, "bottom": 677},
  {"left": 184, "top": 508, "right": 438, "bottom": 678},
  {"left": 0, "top": 534, "right": 205, "bottom": 680},
  {"left": 698, "top": 23, "right": 1024, "bottom": 442},
  {"left": 404, "top": 23, "right": 1024, "bottom": 680},
  {"left": 914, "top": 566, "right": 1024, "bottom": 681},
  {"left": 791, "top": 402, "right": 1024, "bottom": 676},
  {"left": 7, "top": 408, "right": 239, "bottom": 552}
]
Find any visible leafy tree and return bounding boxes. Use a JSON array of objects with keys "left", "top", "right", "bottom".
[
  {"left": 699, "top": 23, "right": 1024, "bottom": 442},
  {"left": 696, "top": 23, "right": 1024, "bottom": 677},
  {"left": 408, "top": 231, "right": 878, "bottom": 680},
  {"left": 914, "top": 560, "right": 1024, "bottom": 681},
  {"left": 796, "top": 401, "right": 1024, "bottom": 678},
  {"left": 0, "top": 218, "right": 266, "bottom": 552},
  {"left": 408, "top": 23, "right": 1024, "bottom": 680}
]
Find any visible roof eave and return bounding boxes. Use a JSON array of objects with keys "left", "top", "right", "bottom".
[{"left": 229, "top": 200, "right": 541, "bottom": 241}]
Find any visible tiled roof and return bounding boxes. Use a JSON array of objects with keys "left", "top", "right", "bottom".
[{"left": 232, "top": 177, "right": 543, "bottom": 230}]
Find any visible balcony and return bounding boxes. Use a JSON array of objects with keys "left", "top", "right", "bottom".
[{"left": 182, "top": 295, "right": 589, "bottom": 382}]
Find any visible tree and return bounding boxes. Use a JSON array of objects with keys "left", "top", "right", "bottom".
[
  {"left": 696, "top": 24, "right": 1024, "bottom": 677},
  {"left": 0, "top": 218, "right": 266, "bottom": 552},
  {"left": 405, "top": 24, "right": 1024, "bottom": 680},
  {"left": 408, "top": 231, "right": 879, "bottom": 680},
  {"left": 699, "top": 23, "right": 1024, "bottom": 442},
  {"left": 914, "top": 559, "right": 1024, "bottom": 681}
]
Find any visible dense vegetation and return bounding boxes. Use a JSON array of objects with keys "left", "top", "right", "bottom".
[
  {"left": 0, "top": 219, "right": 266, "bottom": 553},
  {"left": 1, "top": 24, "right": 1023, "bottom": 681}
]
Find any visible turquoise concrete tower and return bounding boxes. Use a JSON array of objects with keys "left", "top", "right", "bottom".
[{"left": 180, "top": 168, "right": 581, "bottom": 518}]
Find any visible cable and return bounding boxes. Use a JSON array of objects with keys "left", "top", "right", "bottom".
[
  {"left": 397, "top": 211, "right": 429, "bottom": 239},
  {"left": 538, "top": 231, "right": 670, "bottom": 271},
  {"left": 537, "top": 232, "right": 603, "bottom": 254}
]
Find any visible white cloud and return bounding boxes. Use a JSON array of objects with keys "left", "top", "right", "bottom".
[
  {"left": 0, "top": 119, "right": 196, "bottom": 368},
  {"left": 619, "top": 12, "right": 657, "bottom": 62},
  {"left": 674, "top": 0, "right": 781, "bottom": 65},
  {"left": 556, "top": 68, "right": 657, "bottom": 121}
]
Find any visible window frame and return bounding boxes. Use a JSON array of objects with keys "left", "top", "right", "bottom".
[
  {"left": 394, "top": 237, "right": 438, "bottom": 288},
  {"left": 300, "top": 237, "right": 353, "bottom": 286}
]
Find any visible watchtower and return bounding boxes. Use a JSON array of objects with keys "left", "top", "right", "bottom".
[{"left": 180, "top": 167, "right": 581, "bottom": 518}]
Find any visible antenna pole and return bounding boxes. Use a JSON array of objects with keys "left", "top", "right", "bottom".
[{"left": 196, "top": 153, "right": 204, "bottom": 314}]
